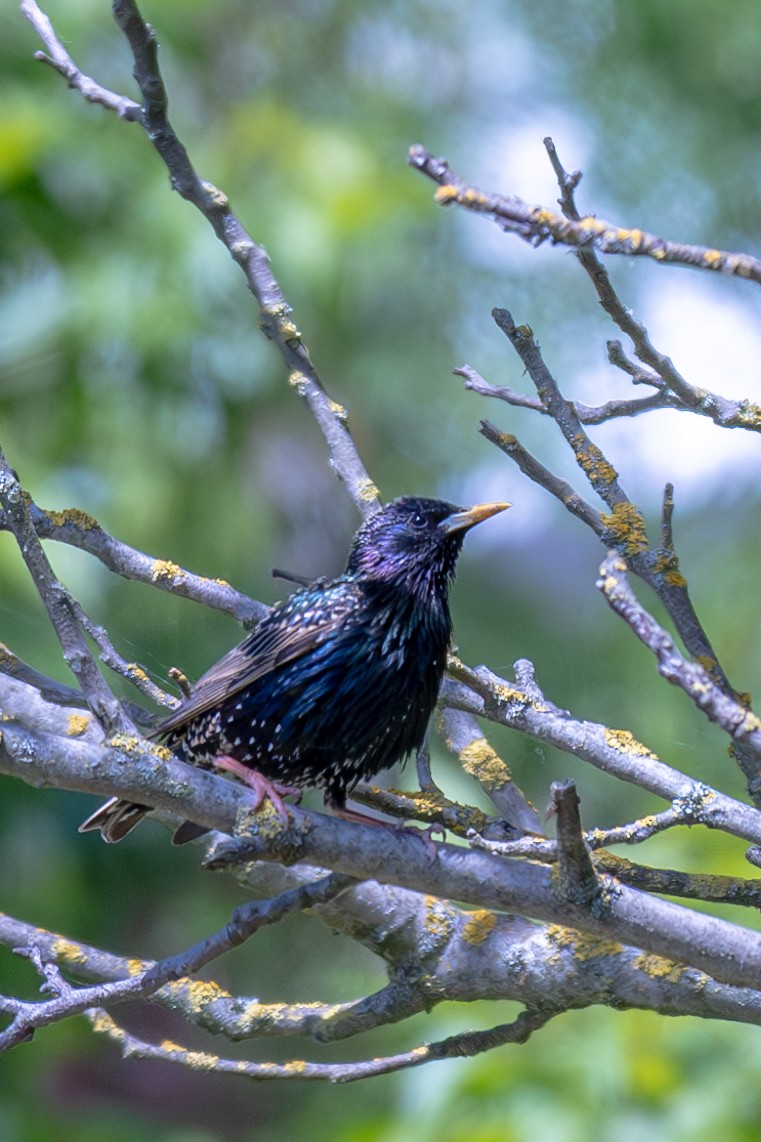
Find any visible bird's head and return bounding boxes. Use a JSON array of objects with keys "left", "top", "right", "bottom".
[{"left": 345, "top": 496, "right": 510, "bottom": 595}]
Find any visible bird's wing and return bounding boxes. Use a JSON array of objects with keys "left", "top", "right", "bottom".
[{"left": 152, "top": 583, "right": 358, "bottom": 738}]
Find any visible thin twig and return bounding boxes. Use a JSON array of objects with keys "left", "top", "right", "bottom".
[
  {"left": 543, "top": 137, "right": 761, "bottom": 430},
  {"left": 21, "top": 0, "right": 378, "bottom": 516},
  {"left": 86, "top": 1005, "right": 554, "bottom": 1082},
  {"left": 456, "top": 364, "right": 677, "bottom": 423},
  {"left": 597, "top": 551, "right": 761, "bottom": 794},
  {"left": 0, "top": 450, "right": 135, "bottom": 735}
]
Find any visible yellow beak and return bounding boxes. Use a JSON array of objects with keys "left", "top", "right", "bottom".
[{"left": 440, "top": 501, "right": 511, "bottom": 535}]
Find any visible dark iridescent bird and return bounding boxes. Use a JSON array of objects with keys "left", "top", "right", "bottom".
[{"left": 80, "top": 496, "right": 509, "bottom": 842}]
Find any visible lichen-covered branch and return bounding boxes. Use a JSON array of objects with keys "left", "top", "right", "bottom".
[
  {"left": 7, "top": 673, "right": 761, "bottom": 993},
  {"left": 442, "top": 659, "right": 761, "bottom": 848},
  {"left": 408, "top": 143, "right": 761, "bottom": 298},
  {"left": 0, "top": 496, "right": 265, "bottom": 624}
]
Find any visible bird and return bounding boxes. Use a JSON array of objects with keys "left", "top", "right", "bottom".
[{"left": 79, "top": 495, "right": 509, "bottom": 842}]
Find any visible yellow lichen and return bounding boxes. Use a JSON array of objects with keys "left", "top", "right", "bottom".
[
  {"left": 632, "top": 952, "right": 690, "bottom": 984},
  {"left": 288, "top": 369, "right": 308, "bottom": 395},
  {"left": 434, "top": 184, "right": 459, "bottom": 205},
  {"left": 424, "top": 896, "right": 457, "bottom": 942},
  {"left": 702, "top": 249, "right": 724, "bottom": 269},
  {"left": 151, "top": 559, "right": 182, "bottom": 584},
  {"left": 51, "top": 939, "right": 89, "bottom": 967},
  {"left": 151, "top": 743, "right": 175, "bottom": 763},
  {"left": 462, "top": 188, "right": 488, "bottom": 208},
  {"left": 329, "top": 400, "right": 348, "bottom": 422},
  {"left": 90, "top": 1010, "right": 122, "bottom": 1035},
  {"left": 279, "top": 320, "right": 302, "bottom": 346},
  {"left": 357, "top": 479, "right": 381, "bottom": 504},
  {"left": 462, "top": 909, "right": 497, "bottom": 945},
  {"left": 458, "top": 737, "right": 511, "bottom": 789},
  {"left": 159, "top": 1043, "right": 221, "bottom": 1070},
  {"left": 740, "top": 710, "right": 761, "bottom": 735},
  {"left": 44, "top": 507, "right": 99, "bottom": 531},
  {"left": 734, "top": 402, "right": 761, "bottom": 429},
  {"left": 547, "top": 925, "right": 622, "bottom": 961},
  {"left": 575, "top": 441, "right": 619, "bottom": 488},
  {"left": 600, "top": 502, "right": 649, "bottom": 557},
  {"left": 605, "top": 728, "right": 658, "bottom": 760},
  {"left": 66, "top": 713, "right": 90, "bottom": 737},
  {"left": 164, "top": 979, "right": 232, "bottom": 1007},
  {"left": 651, "top": 549, "right": 687, "bottom": 588}
]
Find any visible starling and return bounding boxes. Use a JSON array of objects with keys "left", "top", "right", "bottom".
[{"left": 80, "top": 496, "right": 509, "bottom": 842}]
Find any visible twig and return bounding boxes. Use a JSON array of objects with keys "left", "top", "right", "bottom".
[
  {"left": 408, "top": 143, "right": 761, "bottom": 293},
  {"left": 0, "top": 874, "right": 354, "bottom": 1053},
  {"left": 442, "top": 660, "right": 761, "bottom": 848},
  {"left": 491, "top": 308, "right": 631, "bottom": 512},
  {"left": 0, "top": 450, "right": 135, "bottom": 735},
  {"left": 455, "top": 364, "right": 678, "bottom": 423},
  {"left": 21, "top": 0, "right": 379, "bottom": 516},
  {"left": 67, "top": 596, "right": 178, "bottom": 709},
  {"left": 597, "top": 551, "right": 761, "bottom": 793},
  {"left": 0, "top": 498, "right": 265, "bottom": 623},
  {"left": 0, "top": 642, "right": 86, "bottom": 708},
  {"left": 140, "top": 873, "right": 355, "bottom": 990},
  {"left": 478, "top": 421, "right": 604, "bottom": 534},
  {"left": 86, "top": 1005, "right": 553, "bottom": 1082},
  {"left": 551, "top": 780, "right": 598, "bottom": 907},
  {"left": 543, "top": 137, "right": 761, "bottom": 431},
  {"left": 19, "top": 0, "right": 141, "bottom": 119}
]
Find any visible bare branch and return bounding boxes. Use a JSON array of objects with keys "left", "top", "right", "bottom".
[
  {"left": 456, "top": 363, "right": 677, "bottom": 424},
  {"left": 20, "top": 0, "right": 141, "bottom": 119},
  {"left": 597, "top": 551, "right": 761, "bottom": 794},
  {"left": 543, "top": 138, "right": 761, "bottom": 430}
]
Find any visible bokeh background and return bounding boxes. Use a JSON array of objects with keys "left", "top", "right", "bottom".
[{"left": 4, "top": 0, "right": 761, "bottom": 1138}]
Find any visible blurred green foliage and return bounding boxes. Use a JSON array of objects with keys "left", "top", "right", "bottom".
[{"left": 4, "top": 0, "right": 761, "bottom": 1138}]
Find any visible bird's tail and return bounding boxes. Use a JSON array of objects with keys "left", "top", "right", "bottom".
[{"left": 78, "top": 797, "right": 151, "bottom": 843}]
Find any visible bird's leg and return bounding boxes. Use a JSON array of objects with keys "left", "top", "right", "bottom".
[
  {"left": 213, "top": 755, "right": 302, "bottom": 825},
  {"left": 329, "top": 798, "right": 442, "bottom": 861},
  {"left": 330, "top": 803, "right": 393, "bottom": 828}
]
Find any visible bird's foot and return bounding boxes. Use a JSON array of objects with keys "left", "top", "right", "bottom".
[
  {"left": 213, "top": 756, "right": 301, "bottom": 825},
  {"left": 412, "top": 822, "right": 446, "bottom": 863}
]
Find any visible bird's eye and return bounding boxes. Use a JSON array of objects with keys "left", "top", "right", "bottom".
[{"left": 408, "top": 512, "right": 428, "bottom": 531}]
